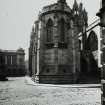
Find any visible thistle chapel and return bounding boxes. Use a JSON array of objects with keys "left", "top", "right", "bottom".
[{"left": 29, "top": 0, "right": 100, "bottom": 84}]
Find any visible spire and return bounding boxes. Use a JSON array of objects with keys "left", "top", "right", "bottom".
[
  {"left": 73, "top": 0, "right": 78, "bottom": 11},
  {"left": 83, "top": 8, "right": 88, "bottom": 19},
  {"left": 78, "top": 2, "right": 83, "bottom": 15},
  {"left": 83, "top": 8, "right": 88, "bottom": 26}
]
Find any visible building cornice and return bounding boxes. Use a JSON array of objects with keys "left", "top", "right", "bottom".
[{"left": 40, "top": 10, "right": 73, "bottom": 18}]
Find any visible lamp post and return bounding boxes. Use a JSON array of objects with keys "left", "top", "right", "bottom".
[{"left": 97, "top": 0, "right": 105, "bottom": 104}]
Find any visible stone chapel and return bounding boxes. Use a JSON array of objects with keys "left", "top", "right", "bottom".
[{"left": 29, "top": 0, "right": 89, "bottom": 84}]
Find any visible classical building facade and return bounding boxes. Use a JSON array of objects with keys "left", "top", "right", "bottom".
[
  {"left": 29, "top": 0, "right": 88, "bottom": 83},
  {"left": 0, "top": 48, "right": 26, "bottom": 77}
]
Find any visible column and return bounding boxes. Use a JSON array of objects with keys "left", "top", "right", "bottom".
[
  {"left": 32, "top": 51, "right": 36, "bottom": 82},
  {"left": 71, "top": 20, "right": 76, "bottom": 75},
  {"left": 36, "top": 21, "right": 41, "bottom": 83},
  {"left": 53, "top": 17, "right": 59, "bottom": 74},
  {"left": 101, "top": 28, "right": 105, "bottom": 105}
]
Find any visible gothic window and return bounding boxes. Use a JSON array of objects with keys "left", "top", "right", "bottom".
[
  {"left": 59, "top": 18, "right": 65, "bottom": 42},
  {"left": 46, "top": 19, "right": 53, "bottom": 42},
  {"left": 87, "top": 31, "right": 98, "bottom": 51}
]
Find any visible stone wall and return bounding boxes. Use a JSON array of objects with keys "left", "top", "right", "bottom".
[{"left": 29, "top": 0, "right": 88, "bottom": 84}]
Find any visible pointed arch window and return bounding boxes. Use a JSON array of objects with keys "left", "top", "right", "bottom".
[
  {"left": 59, "top": 18, "right": 65, "bottom": 42},
  {"left": 87, "top": 31, "right": 98, "bottom": 51},
  {"left": 46, "top": 19, "right": 53, "bottom": 42}
]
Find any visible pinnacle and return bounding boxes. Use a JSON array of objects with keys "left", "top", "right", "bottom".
[{"left": 73, "top": 0, "right": 78, "bottom": 11}]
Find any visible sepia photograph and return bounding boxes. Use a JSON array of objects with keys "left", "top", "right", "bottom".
[{"left": 0, "top": 0, "right": 103, "bottom": 104}]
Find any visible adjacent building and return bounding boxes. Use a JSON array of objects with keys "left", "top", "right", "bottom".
[
  {"left": 97, "top": 0, "right": 105, "bottom": 104},
  {"left": 0, "top": 48, "right": 26, "bottom": 77}
]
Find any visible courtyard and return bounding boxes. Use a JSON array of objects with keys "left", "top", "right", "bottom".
[{"left": 0, "top": 77, "right": 101, "bottom": 105}]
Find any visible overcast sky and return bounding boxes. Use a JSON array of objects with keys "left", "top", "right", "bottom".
[{"left": 0, "top": 0, "right": 100, "bottom": 60}]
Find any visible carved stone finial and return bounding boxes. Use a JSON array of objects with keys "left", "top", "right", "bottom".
[
  {"left": 73, "top": 0, "right": 78, "bottom": 11},
  {"left": 83, "top": 8, "right": 88, "bottom": 26},
  {"left": 78, "top": 3, "right": 83, "bottom": 13}
]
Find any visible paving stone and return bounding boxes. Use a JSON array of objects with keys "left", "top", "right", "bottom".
[{"left": 0, "top": 77, "right": 101, "bottom": 105}]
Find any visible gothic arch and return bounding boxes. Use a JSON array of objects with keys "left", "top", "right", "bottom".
[
  {"left": 87, "top": 30, "right": 98, "bottom": 51},
  {"left": 46, "top": 19, "right": 53, "bottom": 42},
  {"left": 58, "top": 18, "right": 65, "bottom": 42}
]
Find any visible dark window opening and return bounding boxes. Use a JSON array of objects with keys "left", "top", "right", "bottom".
[
  {"left": 87, "top": 31, "right": 98, "bottom": 51},
  {"left": 58, "top": 42, "right": 67, "bottom": 49},
  {"left": 45, "top": 42, "right": 54, "bottom": 49},
  {"left": 46, "top": 19, "right": 53, "bottom": 42},
  {"left": 79, "top": 40, "right": 81, "bottom": 51},
  {"left": 63, "top": 69, "right": 66, "bottom": 73},
  {"left": 59, "top": 18, "right": 65, "bottom": 42},
  {"left": 46, "top": 69, "right": 50, "bottom": 73}
]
